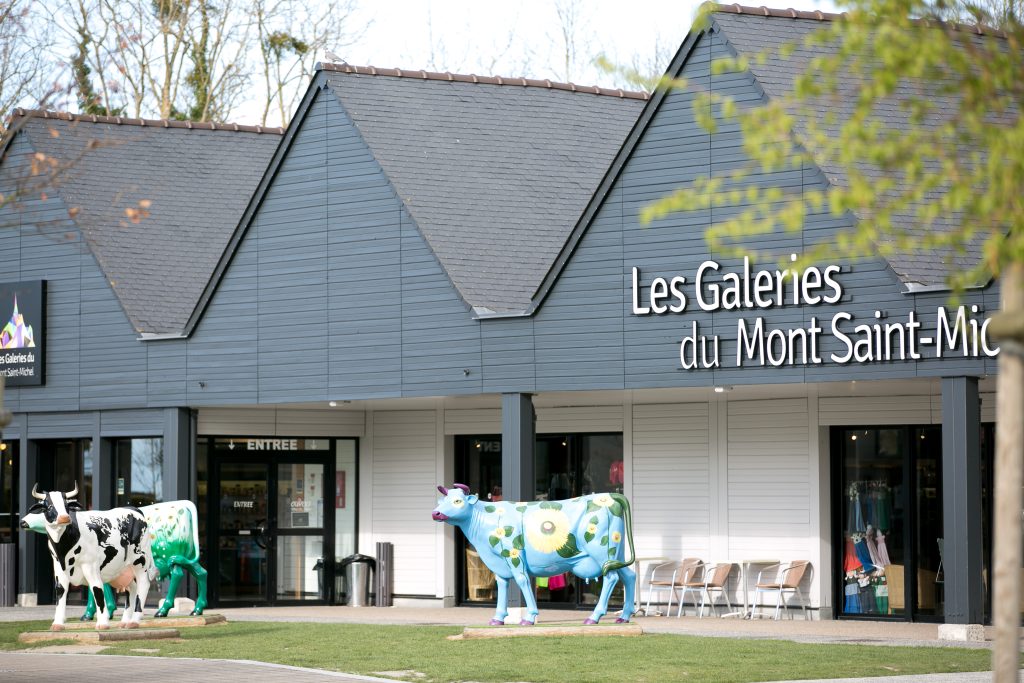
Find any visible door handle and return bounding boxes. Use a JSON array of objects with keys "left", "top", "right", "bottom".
[{"left": 254, "top": 519, "right": 268, "bottom": 549}]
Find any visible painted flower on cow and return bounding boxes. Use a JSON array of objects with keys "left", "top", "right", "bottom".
[
  {"left": 592, "top": 494, "right": 615, "bottom": 508},
  {"left": 586, "top": 522, "right": 598, "bottom": 536},
  {"left": 611, "top": 531, "right": 622, "bottom": 544},
  {"left": 525, "top": 508, "right": 571, "bottom": 554}
]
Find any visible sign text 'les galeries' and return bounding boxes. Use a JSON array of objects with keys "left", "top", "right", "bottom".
[{"left": 630, "top": 255, "right": 998, "bottom": 370}]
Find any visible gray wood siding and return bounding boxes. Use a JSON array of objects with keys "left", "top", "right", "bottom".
[
  {"left": 517, "top": 29, "right": 993, "bottom": 390},
  {"left": 0, "top": 133, "right": 155, "bottom": 414},
  {"left": 188, "top": 87, "right": 484, "bottom": 403}
]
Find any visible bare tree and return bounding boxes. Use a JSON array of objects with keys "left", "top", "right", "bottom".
[
  {"left": 183, "top": 0, "right": 250, "bottom": 122},
  {"left": 551, "top": 0, "right": 590, "bottom": 83},
  {"left": 255, "top": 0, "right": 367, "bottom": 127},
  {"left": 596, "top": 33, "right": 677, "bottom": 92},
  {"left": 0, "top": 1, "right": 59, "bottom": 130}
]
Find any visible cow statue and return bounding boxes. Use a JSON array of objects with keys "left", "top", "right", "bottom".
[
  {"left": 431, "top": 483, "right": 637, "bottom": 626},
  {"left": 21, "top": 499, "right": 209, "bottom": 620},
  {"left": 24, "top": 484, "right": 155, "bottom": 630}
]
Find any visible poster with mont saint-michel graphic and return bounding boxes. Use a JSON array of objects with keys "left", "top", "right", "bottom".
[{"left": 0, "top": 280, "right": 45, "bottom": 386}]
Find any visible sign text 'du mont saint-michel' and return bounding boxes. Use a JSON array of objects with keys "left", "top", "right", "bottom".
[{"left": 630, "top": 255, "right": 998, "bottom": 370}]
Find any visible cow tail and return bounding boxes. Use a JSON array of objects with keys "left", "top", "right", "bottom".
[{"left": 601, "top": 493, "right": 636, "bottom": 575}]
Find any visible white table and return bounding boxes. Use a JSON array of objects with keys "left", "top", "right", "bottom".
[
  {"left": 634, "top": 555, "right": 670, "bottom": 616},
  {"left": 721, "top": 559, "right": 779, "bottom": 619}
]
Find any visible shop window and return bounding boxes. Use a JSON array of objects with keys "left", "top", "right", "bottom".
[
  {"left": 113, "top": 437, "right": 163, "bottom": 507},
  {"left": 455, "top": 433, "right": 624, "bottom": 608},
  {"left": 835, "top": 425, "right": 988, "bottom": 622},
  {"left": 837, "top": 428, "right": 906, "bottom": 619}
]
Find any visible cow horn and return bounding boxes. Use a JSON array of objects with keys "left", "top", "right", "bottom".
[
  {"left": 65, "top": 483, "right": 78, "bottom": 500},
  {"left": 31, "top": 483, "right": 45, "bottom": 500},
  {"left": 437, "top": 485, "right": 448, "bottom": 495},
  {"left": 454, "top": 483, "right": 470, "bottom": 494}
]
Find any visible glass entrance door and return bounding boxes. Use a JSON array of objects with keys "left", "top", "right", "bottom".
[
  {"left": 212, "top": 446, "right": 332, "bottom": 606},
  {"left": 215, "top": 461, "right": 270, "bottom": 603}
]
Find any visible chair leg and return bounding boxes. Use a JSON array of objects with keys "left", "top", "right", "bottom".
[
  {"left": 774, "top": 590, "right": 783, "bottom": 620},
  {"left": 699, "top": 588, "right": 709, "bottom": 618}
]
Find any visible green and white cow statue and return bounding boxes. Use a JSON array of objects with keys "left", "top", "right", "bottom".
[{"left": 22, "top": 499, "right": 208, "bottom": 619}]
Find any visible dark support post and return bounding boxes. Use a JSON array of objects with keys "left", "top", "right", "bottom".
[
  {"left": 501, "top": 393, "right": 535, "bottom": 504},
  {"left": 941, "top": 376, "right": 983, "bottom": 624},
  {"left": 94, "top": 413, "right": 114, "bottom": 509},
  {"left": 17, "top": 435, "right": 38, "bottom": 603},
  {"left": 95, "top": 440, "right": 114, "bottom": 509},
  {"left": 162, "top": 408, "right": 192, "bottom": 502},
  {"left": 501, "top": 393, "right": 534, "bottom": 613}
]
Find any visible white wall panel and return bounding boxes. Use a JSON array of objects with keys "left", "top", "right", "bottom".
[
  {"left": 443, "top": 409, "right": 501, "bottom": 435},
  {"left": 727, "top": 399, "right": 810, "bottom": 560},
  {"left": 536, "top": 405, "right": 623, "bottom": 433},
  {"left": 198, "top": 407, "right": 364, "bottom": 436},
  {"left": 818, "top": 396, "right": 937, "bottom": 426},
  {"left": 371, "top": 410, "right": 438, "bottom": 596},
  {"left": 631, "top": 403, "right": 711, "bottom": 561}
]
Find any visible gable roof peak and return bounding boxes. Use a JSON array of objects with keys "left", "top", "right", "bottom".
[{"left": 316, "top": 61, "right": 650, "bottom": 101}]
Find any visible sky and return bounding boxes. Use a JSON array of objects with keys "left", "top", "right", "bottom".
[{"left": 232, "top": 0, "right": 841, "bottom": 124}]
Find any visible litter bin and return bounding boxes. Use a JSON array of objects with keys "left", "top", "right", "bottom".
[{"left": 341, "top": 553, "right": 376, "bottom": 606}]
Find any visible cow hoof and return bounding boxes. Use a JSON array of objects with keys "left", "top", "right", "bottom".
[
  {"left": 488, "top": 619, "right": 505, "bottom": 626},
  {"left": 154, "top": 610, "right": 168, "bottom": 618},
  {"left": 518, "top": 619, "right": 535, "bottom": 626},
  {"left": 583, "top": 618, "right": 599, "bottom": 625},
  {"left": 190, "top": 609, "right": 203, "bottom": 616},
  {"left": 615, "top": 618, "right": 630, "bottom": 624},
  {"left": 126, "top": 622, "right": 140, "bottom": 629},
  {"left": 49, "top": 624, "right": 64, "bottom": 632},
  {"left": 96, "top": 624, "right": 109, "bottom": 631}
]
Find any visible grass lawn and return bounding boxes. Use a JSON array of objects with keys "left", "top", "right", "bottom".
[{"left": 0, "top": 619, "right": 998, "bottom": 682}]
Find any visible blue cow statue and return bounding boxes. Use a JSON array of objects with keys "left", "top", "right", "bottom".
[{"left": 432, "top": 483, "right": 636, "bottom": 626}]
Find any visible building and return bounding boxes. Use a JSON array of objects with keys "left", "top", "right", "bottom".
[{"left": 0, "top": 5, "right": 1004, "bottom": 623}]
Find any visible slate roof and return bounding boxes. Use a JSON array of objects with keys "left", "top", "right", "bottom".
[
  {"left": 321, "top": 65, "right": 647, "bottom": 314},
  {"left": 710, "top": 5, "right": 1001, "bottom": 288},
  {"left": 9, "top": 111, "right": 282, "bottom": 335}
]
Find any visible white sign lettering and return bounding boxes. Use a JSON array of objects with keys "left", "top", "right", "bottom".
[
  {"left": 631, "top": 254, "right": 999, "bottom": 369},
  {"left": 247, "top": 438, "right": 298, "bottom": 451}
]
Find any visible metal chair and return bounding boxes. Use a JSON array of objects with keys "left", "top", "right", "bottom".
[
  {"left": 692, "top": 562, "right": 734, "bottom": 618},
  {"left": 752, "top": 560, "right": 811, "bottom": 620},
  {"left": 643, "top": 558, "right": 702, "bottom": 617},
  {"left": 673, "top": 561, "right": 712, "bottom": 617}
]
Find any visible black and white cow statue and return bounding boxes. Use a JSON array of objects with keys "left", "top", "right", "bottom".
[{"left": 29, "top": 484, "right": 156, "bottom": 631}]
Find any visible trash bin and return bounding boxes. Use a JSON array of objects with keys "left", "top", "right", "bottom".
[{"left": 341, "top": 554, "right": 376, "bottom": 606}]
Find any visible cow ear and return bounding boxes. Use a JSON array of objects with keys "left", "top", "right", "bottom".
[
  {"left": 27, "top": 502, "right": 45, "bottom": 514},
  {"left": 66, "top": 501, "right": 84, "bottom": 512},
  {"left": 466, "top": 494, "right": 478, "bottom": 505}
]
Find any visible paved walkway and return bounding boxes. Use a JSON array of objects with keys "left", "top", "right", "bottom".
[{"left": 1, "top": 604, "right": 1021, "bottom": 682}]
